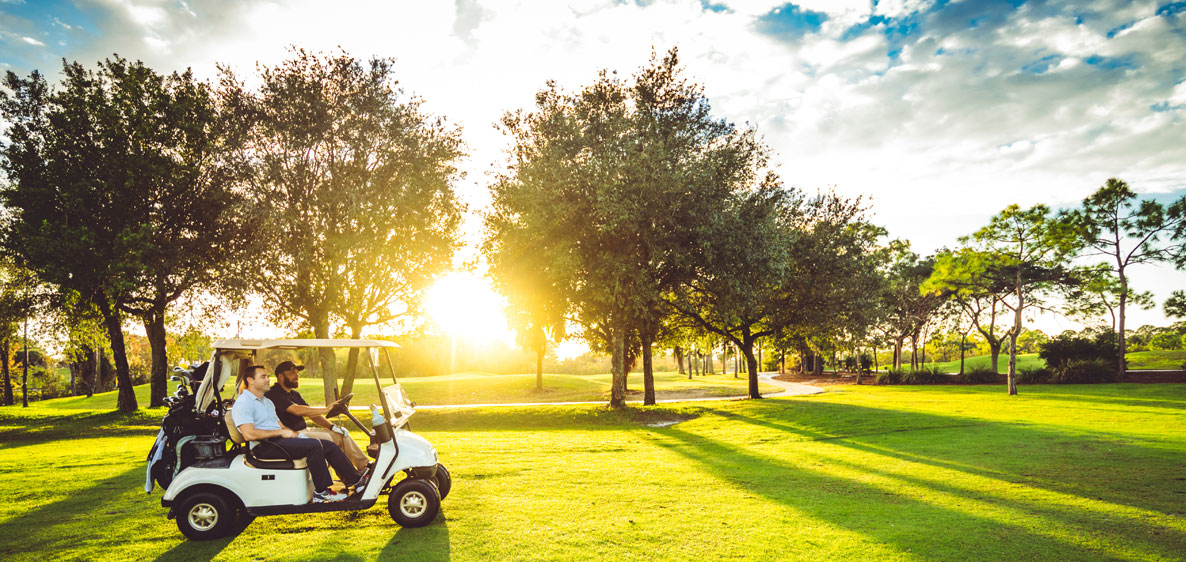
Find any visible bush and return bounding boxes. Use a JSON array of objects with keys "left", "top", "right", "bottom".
[
  {"left": 1039, "top": 330, "right": 1116, "bottom": 371},
  {"left": 878, "top": 367, "right": 949, "bottom": 385},
  {"left": 1049, "top": 359, "right": 1115, "bottom": 384},
  {"left": 1015, "top": 367, "right": 1050, "bottom": 384},
  {"left": 957, "top": 367, "right": 999, "bottom": 384}
]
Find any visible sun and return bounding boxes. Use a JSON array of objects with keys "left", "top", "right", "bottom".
[{"left": 424, "top": 272, "right": 513, "bottom": 344}]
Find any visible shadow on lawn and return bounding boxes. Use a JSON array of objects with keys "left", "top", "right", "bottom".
[
  {"left": 651, "top": 399, "right": 1186, "bottom": 560},
  {"left": 378, "top": 518, "right": 451, "bottom": 560},
  {"left": 0, "top": 410, "right": 159, "bottom": 451},
  {"left": 0, "top": 465, "right": 189, "bottom": 559},
  {"left": 701, "top": 400, "right": 1186, "bottom": 517}
]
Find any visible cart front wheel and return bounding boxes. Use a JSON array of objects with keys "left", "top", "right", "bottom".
[
  {"left": 388, "top": 478, "right": 440, "bottom": 527},
  {"left": 177, "top": 492, "right": 235, "bottom": 540}
]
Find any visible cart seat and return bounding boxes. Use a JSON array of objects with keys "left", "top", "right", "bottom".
[{"left": 224, "top": 411, "right": 308, "bottom": 470}]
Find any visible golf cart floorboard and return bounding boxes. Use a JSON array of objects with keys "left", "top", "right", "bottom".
[{"left": 247, "top": 498, "right": 377, "bottom": 516}]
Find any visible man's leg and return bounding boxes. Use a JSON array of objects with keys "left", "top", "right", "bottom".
[
  {"left": 253, "top": 438, "right": 332, "bottom": 492},
  {"left": 319, "top": 439, "right": 361, "bottom": 484},
  {"left": 301, "top": 428, "right": 369, "bottom": 471}
]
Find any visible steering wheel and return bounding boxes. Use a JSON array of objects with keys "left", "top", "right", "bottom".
[{"left": 328, "top": 392, "right": 353, "bottom": 417}]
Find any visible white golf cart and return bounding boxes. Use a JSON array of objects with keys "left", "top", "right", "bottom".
[{"left": 153, "top": 339, "right": 451, "bottom": 540}]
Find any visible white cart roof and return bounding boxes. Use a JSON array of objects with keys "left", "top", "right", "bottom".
[{"left": 212, "top": 338, "right": 401, "bottom": 350}]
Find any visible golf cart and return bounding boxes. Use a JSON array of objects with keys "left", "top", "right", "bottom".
[{"left": 146, "top": 339, "right": 451, "bottom": 540}]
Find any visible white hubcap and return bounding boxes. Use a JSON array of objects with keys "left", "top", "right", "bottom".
[
  {"left": 188, "top": 503, "right": 219, "bottom": 531},
  {"left": 400, "top": 491, "right": 427, "bottom": 518}
]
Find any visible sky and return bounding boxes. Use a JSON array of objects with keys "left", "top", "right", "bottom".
[{"left": 2, "top": 0, "right": 1186, "bottom": 345}]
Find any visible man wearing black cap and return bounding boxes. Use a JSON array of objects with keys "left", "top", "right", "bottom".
[{"left": 265, "top": 360, "right": 369, "bottom": 472}]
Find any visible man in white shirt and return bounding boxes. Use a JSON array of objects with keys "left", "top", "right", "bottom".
[{"left": 231, "top": 365, "right": 368, "bottom": 503}]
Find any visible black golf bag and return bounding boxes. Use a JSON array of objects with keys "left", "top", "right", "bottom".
[{"left": 145, "top": 362, "right": 231, "bottom": 491}]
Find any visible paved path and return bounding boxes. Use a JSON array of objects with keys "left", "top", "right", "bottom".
[{"left": 352, "top": 372, "right": 824, "bottom": 411}]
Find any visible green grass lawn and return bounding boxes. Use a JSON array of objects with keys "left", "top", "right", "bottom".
[
  {"left": 28, "top": 370, "right": 779, "bottom": 411},
  {"left": 1126, "top": 350, "right": 1186, "bottom": 370},
  {"left": 3, "top": 383, "right": 1186, "bottom": 560},
  {"left": 907, "top": 350, "right": 1186, "bottom": 374}
]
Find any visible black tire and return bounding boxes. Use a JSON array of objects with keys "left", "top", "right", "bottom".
[
  {"left": 387, "top": 478, "right": 440, "bottom": 527},
  {"left": 176, "top": 492, "right": 235, "bottom": 540},
  {"left": 433, "top": 463, "right": 451, "bottom": 501}
]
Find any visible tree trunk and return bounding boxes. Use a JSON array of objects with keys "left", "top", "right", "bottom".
[
  {"left": 341, "top": 323, "right": 364, "bottom": 397},
  {"left": 22, "top": 319, "right": 28, "bottom": 407},
  {"left": 757, "top": 340, "right": 762, "bottom": 374},
  {"left": 312, "top": 309, "right": 338, "bottom": 405},
  {"left": 873, "top": 346, "right": 879, "bottom": 372},
  {"left": 1, "top": 337, "right": 11, "bottom": 406},
  {"left": 97, "top": 298, "right": 137, "bottom": 411},
  {"left": 688, "top": 354, "right": 693, "bottom": 380},
  {"left": 610, "top": 323, "right": 626, "bottom": 408},
  {"left": 642, "top": 330, "right": 655, "bottom": 406},
  {"left": 740, "top": 334, "right": 761, "bottom": 399},
  {"left": 145, "top": 310, "right": 169, "bottom": 408},
  {"left": 1117, "top": 269, "right": 1128, "bottom": 379},
  {"left": 536, "top": 346, "right": 545, "bottom": 391},
  {"left": 1008, "top": 271, "right": 1022, "bottom": 396},
  {"left": 959, "top": 333, "right": 967, "bottom": 375},
  {"left": 674, "top": 346, "right": 684, "bottom": 375}
]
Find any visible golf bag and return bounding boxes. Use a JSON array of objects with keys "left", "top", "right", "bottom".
[{"left": 145, "top": 362, "right": 230, "bottom": 491}]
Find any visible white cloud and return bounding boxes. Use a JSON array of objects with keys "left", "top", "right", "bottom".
[{"left": 21, "top": 36, "right": 44, "bottom": 46}]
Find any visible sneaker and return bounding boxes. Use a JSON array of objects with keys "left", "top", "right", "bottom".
[
  {"left": 312, "top": 489, "right": 348, "bottom": 503},
  {"left": 351, "top": 467, "right": 371, "bottom": 490}
]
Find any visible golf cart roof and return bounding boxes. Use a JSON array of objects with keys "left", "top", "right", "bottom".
[{"left": 212, "top": 338, "right": 401, "bottom": 350}]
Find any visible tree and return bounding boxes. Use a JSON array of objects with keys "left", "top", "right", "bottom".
[
  {"left": 0, "top": 258, "right": 41, "bottom": 405},
  {"left": 1166, "top": 290, "right": 1186, "bottom": 319},
  {"left": 1067, "top": 178, "right": 1186, "bottom": 377},
  {"left": 487, "top": 48, "right": 765, "bottom": 407},
  {"left": 926, "top": 247, "right": 1017, "bottom": 372},
  {"left": 225, "top": 49, "right": 464, "bottom": 403},
  {"left": 967, "top": 204, "right": 1080, "bottom": 395},
  {"left": 1, "top": 57, "right": 248, "bottom": 410},
  {"left": 1064, "top": 264, "right": 1154, "bottom": 331}
]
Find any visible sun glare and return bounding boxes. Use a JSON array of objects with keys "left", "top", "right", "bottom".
[{"left": 424, "top": 272, "right": 513, "bottom": 345}]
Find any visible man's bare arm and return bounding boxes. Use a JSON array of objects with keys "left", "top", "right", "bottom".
[{"left": 238, "top": 423, "right": 297, "bottom": 441}]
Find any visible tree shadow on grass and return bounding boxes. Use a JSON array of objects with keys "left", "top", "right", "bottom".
[
  {"left": 151, "top": 536, "right": 235, "bottom": 562},
  {"left": 0, "top": 410, "right": 159, "bottom": 451},
  {"left": 650, "top": 425, "right": 1183, "bottom": 561},
  {"left": 0, "top": 465, "right": 226, "bottom": 561},
  {"left": 699, "top": 400, "right": 1186, "bottom": 518},
  {"left": 378, "top": 517, "right": 451, "bottom": 561}
]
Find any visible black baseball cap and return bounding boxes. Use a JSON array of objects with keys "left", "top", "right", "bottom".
[{"left": 275, "top": 361, "right": 306, "bottom": 375}]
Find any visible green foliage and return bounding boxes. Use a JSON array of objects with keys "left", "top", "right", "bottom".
[
  {"left": 1038, "top": 329, "right": 1117, "bottom": 371},
  {"left": 226, "top": 49, "right": 463, "bottom": 338},
  {"left": 1015, "top": 366, "right": 1051, "bottom": 384},
  {"left": 957, "top": 367, "right": 1001, "bottom": 384},
  {"left": 1049, "top": 358, "right": 1116, "bottom": 384},
  {"left": 877, "top": 367, "right": 948, "bottom": 385},
  {"left": 1166, "top": 290, "right": 1186, "bottom": 319}
]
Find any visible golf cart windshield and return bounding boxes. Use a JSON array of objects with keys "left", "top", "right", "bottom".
[{"left": 195, "top": 339, "right": 403, "bottom": 419}]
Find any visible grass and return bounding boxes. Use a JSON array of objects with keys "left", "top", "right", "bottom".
[
  {"left": 25, "top": 370, "right": 779, "bottom": 411},
  {"left": 1125, "top": 350, "right": 1186, "bottom": 370},
  {"left": 902, "top": 350, "right": 1186, "bottom": 374},
  {"left": 3, "top": 383, "right": 1186, "bottom": 560}
]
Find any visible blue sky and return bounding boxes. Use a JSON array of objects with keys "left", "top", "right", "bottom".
[{"left": 2, "top": 0, "right": 1186, "bottom": 336}]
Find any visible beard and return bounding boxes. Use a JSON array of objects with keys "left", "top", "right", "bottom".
[{"left": 284, "top": 374, "right": 300, "bottom": 389}]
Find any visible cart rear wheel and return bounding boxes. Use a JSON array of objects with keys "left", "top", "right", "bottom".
[
  {"left": 433, "top": 463, "right": 451, "bottom": 501},
  {"left": 388, "top": 478, "right": 440, "bottom": 527},
  {"left": 176, "top": 492, "right": 235, "bottom": 540}
]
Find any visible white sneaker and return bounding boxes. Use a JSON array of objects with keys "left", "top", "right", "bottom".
[{"left": 312, "top": 489, "right": 348, "bottom": 503}]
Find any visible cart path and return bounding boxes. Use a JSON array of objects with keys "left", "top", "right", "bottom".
[{"left": 349, "top": 373, "right": 823, "bottom": 411}]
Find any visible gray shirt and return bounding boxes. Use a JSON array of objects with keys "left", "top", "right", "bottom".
[{"left": 231, "top": 390, "right": 283, "bottom": 449}]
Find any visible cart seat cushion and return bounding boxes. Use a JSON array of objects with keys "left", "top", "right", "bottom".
[
  {"left": 244, "top": 456, "right": 308, "bottom": 470},
  {"left": 224, "top": 411, "right": 245, "bottom": 445}
]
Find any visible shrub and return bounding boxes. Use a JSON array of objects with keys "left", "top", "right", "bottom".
[
  {"left": 1049, "top": 359, "right": 1115, "bottom": 384},
  {"left": 1015, "top": 367, "right": 1050, "bottom": 384},
  {"left": 1039, "top": 330, "right": 1116, "bottom": 371},
  {"left": 878, "top": 367, "right": 949, "bottom": 385},
  {"left": 957, "top": 367, "right": 999, "bottom": 384},
  {"left": 876, "top": 369, "right": 901, "bottom": 385}
]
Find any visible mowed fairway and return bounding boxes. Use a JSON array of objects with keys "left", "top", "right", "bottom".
[
  {"left": 2, "top": 384, "right": 1186, "bottom": 560},
  {"left": 36, "top": 371, "right": 779, "bottom": 411}
]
